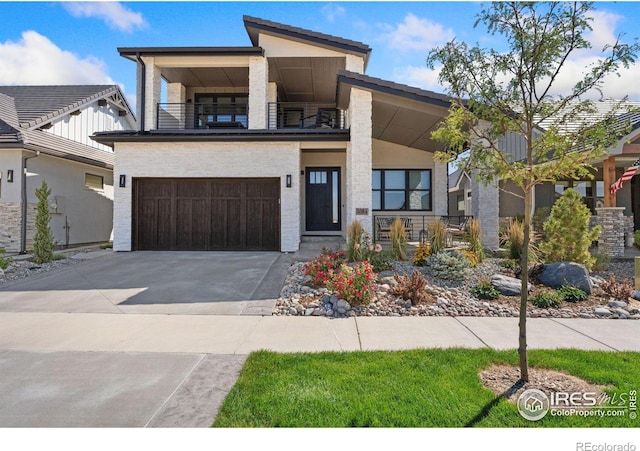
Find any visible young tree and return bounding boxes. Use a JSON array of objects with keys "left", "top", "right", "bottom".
[
  {"left": 33, "top": 180, "right": 55, "bottom": 264},
  {"left": 427, "top": 2, "right": 638, "bottom": 381}
]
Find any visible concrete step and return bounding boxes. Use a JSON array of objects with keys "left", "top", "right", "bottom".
[{"left": 300, "top": 235, "right": 344, "bottom": 244}]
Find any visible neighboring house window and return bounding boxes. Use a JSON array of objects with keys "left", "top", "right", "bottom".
[
  {"left": 85, "top": 173, "right": 104, "bottom": 191},
  {"left": 457, "top": 194, "right": 465, "bottom": 211},
  {"left": 372, "top": 169, "right": 432, "bottom": 211},
  {"left": 555, "top": 180, "right": 604, "bottom": 213}
]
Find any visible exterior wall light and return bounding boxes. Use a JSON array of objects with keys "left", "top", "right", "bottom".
[
  {"left": 119, "top": 174, "right": 126, "bottom": 188},
  {"left": 7, "top": 170, "right": 13, "bottom": 183},
  {"left": 286, "top": 174, "right": 292, "bottom": 188}
]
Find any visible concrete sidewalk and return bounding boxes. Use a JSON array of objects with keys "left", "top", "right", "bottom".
[{"left": 1, "top": 312, "right": 638, "bottom": 354}]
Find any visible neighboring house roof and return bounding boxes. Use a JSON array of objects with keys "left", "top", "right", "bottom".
[
  {"left": 448, "top": 168, "right": 470, "bottom": 192},
  {"left": 243, "top": 15, "right": 371, "bottom": 65},
  {"left": 537, "top": 99, "right": 640, "bottom": 134},
  {"left": 0, "top": 85, "right": 134, "bottom": 168}
]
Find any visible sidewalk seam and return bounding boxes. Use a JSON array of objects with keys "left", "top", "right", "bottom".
[
  {"left": 548, "top": 318, "right": 619, "bottom": 351},
  {"left": 144, "top": 353, "right": 207, "bottom": 428},
  {"left": 453, "top": 317, "right": 491, "bottom": 349},
  {"left": 232, "top": 315, "right": 263, "bottom": 354},
  {"left": 354, "top": 317, "right": 363, "bottom": 351}
]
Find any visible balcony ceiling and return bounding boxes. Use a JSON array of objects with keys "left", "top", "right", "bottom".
[
  {"left": 269, "top": 57, "right": 344, "bottom": 103},
  {"left": 372, "top": 93, "right": 448, "bottom": 152},
  {"left": 161, "top": 67, "right": 249, "bottom": 88}
]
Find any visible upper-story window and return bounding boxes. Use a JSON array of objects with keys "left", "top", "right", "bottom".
[{"left": 195, "top": 94, "right": 248, "bottom": 129}]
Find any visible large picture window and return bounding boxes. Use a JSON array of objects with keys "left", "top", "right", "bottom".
[{"left": 372, "top": 169, "right": 432, "bottom": 211}]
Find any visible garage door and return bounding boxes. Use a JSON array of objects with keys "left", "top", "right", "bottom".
[{"left": 133, "top": 178, "right": 280, "bottom": 251}]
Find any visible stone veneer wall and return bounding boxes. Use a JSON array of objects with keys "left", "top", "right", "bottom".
[
  {"left": 595, "top": 207, "right": 626, "bottom": 257},
  {"left": 470, "top": 171, "right": 500, "bottom": 249},
  {"left": 0, "top": 203, "right": 36, "bottom": 253}
]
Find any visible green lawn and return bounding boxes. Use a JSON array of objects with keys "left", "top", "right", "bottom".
[{"left": 212, "top": 349, "right": 639, "bottom": 427}]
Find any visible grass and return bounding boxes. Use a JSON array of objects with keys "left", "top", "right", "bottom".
[{"left": 213, "top": 348, "right": 639, "bottom": 428}]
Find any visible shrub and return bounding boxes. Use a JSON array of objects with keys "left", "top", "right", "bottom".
[
  {"left": 389, "top": 271, "right": 432, "bottom": 305},
  {"left": 427, "top": 250, "right": 470, "bottom": 281},
  {"left": 500, "top": 258, "right": 520, "bottom": 273},
  {"left": 302, "top": 249, "right": 346, "bottom": 287},
  {"left": 506, "top": 218, "right": 524, "bottom": 260},
  {"left": 467, "top": 218, "right": 484, "bottom": 262},
  {"left": 539, "top": 188, "right": 601, "bottom": 270},
  {"left": 428, "top": 220, "right": 446, "bottom": 255},
  {"left": 412, "top": 243, "right": 431, "bottom": 267},
  {"left": 326, "top": 261, "right": 377, "bottom": 306},
  {"left": 460, "top": 249, "right": 479, "bottom": 268},
  {"left": 591, "top": 249, "right": 610, "bottom": 271},
  {"left": 470, "top": 282, "right": 500, "bottom": 300},
  {"left": 33, "top": 180, "right": 55, "bottom": 264},
  {"left": 390, "top": 218, "right": 408, "bottom": 261},
  {"left": 600, "top": 274, "right": 633, "bottom": 301},
  {"left": 364, "top": 245, "right": 394, "bottom": 272},
  {"left": 346, "top": 220, "right": 365, "bottom": 262},
  {"left": 557, "top": 286, "right": 588, "bottom": 303},
  {"left": 634, "top": 230, "right": 640, "bottom": 249},
  {"left": 532, "top": 207, "right": 551, "bottom": 234},
  {"left": 0, "top": 248, "right": 13, "bottom": 270},
  {"left": 530, "top": 290, "right": 561, "bottom": 308}
]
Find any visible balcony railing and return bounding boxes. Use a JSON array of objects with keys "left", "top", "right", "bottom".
[
  {"left": 156, "top": 102, "right": 248, "bottom": 130},
  {"left": 267, "top": 102, "right": 346, "bottom": 130}
]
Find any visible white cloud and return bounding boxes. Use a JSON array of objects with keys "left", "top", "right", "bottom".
[
  {"left": 321, "top": 4, "right": 345, "bottom": 23},
  {"left": 62, "top": 2, "right": 147, "bottom": 33},
  {"left": 383, "top": 13, "right": 455, "bottom": 52},
  {"left": 0, "top": 30, "right": 116, "bottom": 85},
  {"left": 391, "top": 8, "right": 640, "bottom": 100}
]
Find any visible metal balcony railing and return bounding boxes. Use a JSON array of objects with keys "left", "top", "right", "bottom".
[
  {"left": 156, "top": 102, "right": 248, "bottom": 130},
  {"left": 267, "top": 102, "right": 346, "bottom": 130}
]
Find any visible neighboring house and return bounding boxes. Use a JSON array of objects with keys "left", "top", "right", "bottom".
[
  {"left": 481, "top": 100, "right": 640, "bottom": 254},
  {"left": 0, "top": 85, "right": 136, "bottom": 253},
  {"left": 93, "top": 16, "right": 453, "bottom": 252},
  {"left": 448, "top": 168, "right": 471, "bottom": 217}
]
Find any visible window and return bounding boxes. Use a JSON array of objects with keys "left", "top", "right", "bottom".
[
  {"left": 554, "top": 180, "right": 603, "bottom": 212},
  {"left": 195, "top": 94, "right": 248, "bottom": 128},
  {"left": 85, "top": 173, "right": 104, "bottom": 191},
  {"left": 372, "top": 169, "right": 432, "bottom": 211},
  {"left": 457, "top": 194, "right": 465, "bottom": 211}
]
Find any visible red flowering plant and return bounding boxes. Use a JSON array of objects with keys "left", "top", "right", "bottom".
[
  {"left": 302, "top": 248, "right": 346, "bottom": 287},
  {"left": 326, "top": 261, "right": 377, "bottom": 306}
]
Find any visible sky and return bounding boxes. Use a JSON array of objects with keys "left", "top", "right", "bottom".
[{"left": 1, "top": 1, "right": 640, "bottom": 114}]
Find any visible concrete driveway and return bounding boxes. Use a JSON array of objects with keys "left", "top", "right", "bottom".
[{"left": 0, "top": 251, "right": 289, "bottom": 315}]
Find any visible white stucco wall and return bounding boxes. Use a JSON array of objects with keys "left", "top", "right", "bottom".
[{"left": 113, "top": 141, "right": 301, "bottom": 252}]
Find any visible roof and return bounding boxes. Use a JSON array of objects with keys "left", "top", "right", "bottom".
[
  {"left": 243, "top": 15, "right": 371, "bottom": 62},
  {"left": 537, "top": 99, "right": 640, "bottom": 134},
  {"left": 118, "top": 46, "right": 264, "bottom": 61},
  {"left": 448, "top": 168, "right": 470, "bottom": 192},
  {"left": 0, "top": 85, "right": 132, "bottom": 168},
  {"left": 0, "top": 85, "right": 130, "bottom": 129},
  {"left": 337, "top": 70, "right": 454, "bottom": 109}
]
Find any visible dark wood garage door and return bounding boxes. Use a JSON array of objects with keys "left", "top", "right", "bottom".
[{"left": 133, "top": 178, "right": 280, "bottom": 251}]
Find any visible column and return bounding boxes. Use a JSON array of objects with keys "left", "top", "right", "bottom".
[
  {"left": 603, "top": 156, "right": 616, "bottom": 207},
  {"left": 470, "top": 170, "right": 499, "bottom": 249},
  {"left": 595, "top": 207, "right": 626, "bottom": 257},
  {"left": 346, "top": 87, "right": 373, "bottom": 236},
  {"left": 249, "top": 56, "right": 268, "bottom": 129},
  {"left": 167, "top": 83, "right": 186, "bottom": 128},
  {"left": 143, "top": 57, "right": 161, "bottom": 131}
]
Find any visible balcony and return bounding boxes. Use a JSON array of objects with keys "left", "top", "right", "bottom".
[
  {"left": 157, "top": 102, "right": 248, "bottom": 130},
  {"left": 267, "top": 103, "right": 346, "bottom": 130}
]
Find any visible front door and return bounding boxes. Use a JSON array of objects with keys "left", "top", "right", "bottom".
[
  {"left": 632, "top": 176, "right": 640, "bottom": 230},
  {"left": 305, "top": 167, "right": 341, "bottom": 231}
]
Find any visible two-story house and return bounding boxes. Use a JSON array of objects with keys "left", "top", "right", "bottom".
[
  {"left": 0, "top": 85, "right": 136, "bottom": 253},
  {"left": 93, "top": 16, "right": 453, "bottom": 252}
]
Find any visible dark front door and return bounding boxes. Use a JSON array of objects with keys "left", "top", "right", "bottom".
[
  {"left": 632, "top": 175, "right": 640, "bottom": 230},
  {"left": 133, "top": 178, "right": 280, "bottom": 251},
  {"left": 305, "top": 167, "right": 341, "bottom": 231}
]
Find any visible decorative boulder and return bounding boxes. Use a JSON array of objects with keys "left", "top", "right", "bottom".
[
  {"left": 491, "top": 274, "right": 529, "bottom": 296},
  {"left": 539, "top": 262, "right": 592, "bottom": 294}
]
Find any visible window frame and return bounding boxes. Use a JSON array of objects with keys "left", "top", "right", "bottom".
[
  {"left": 194, "top": 93, "right": 248, "bottom": 128},
  {"left": 372, "top": 169, "right": 432, "bottom": 212},
  {"left": 84, "top": 173, "right": 104, "bottom": 191}
]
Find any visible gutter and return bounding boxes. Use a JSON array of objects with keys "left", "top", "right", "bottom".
[
  {"left": 136, "top": 52, "right": 145, "bottom": 132},
  {"left": 20, "top": 150, "right": 40, "bottom": 254}
]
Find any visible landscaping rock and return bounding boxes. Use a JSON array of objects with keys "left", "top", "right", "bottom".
[
  {"left": 379, "top": 276, "right": 398, "bottom": 286},
  {"left": 632, "top": 291, "right": 640, "bottom": 301},
  {"left": 305, "top": 308, "right": 314, "bottom": 316},
  {"left": 336, "top": 299, "right": 350, "bottom": 311},
  {"left": 539, "top": 262, "right": 592, "bottom": 294},
  {"left": 612, "top": 308, "right": 629, "bottom": 318},
  {"left": 437, "top": 298, "right": 448, "bottom": 306},
  {"left": 608, "top": 300, "right": 628, "bottom": 309},
  {"left": 288, "top": 307, "right": 298, "bottom": 316},
  {"left": 491, "top": 274, "right": 528, "bottom": 296},
  {"left": 594, "top": 307, "right": 612, "bottom": 316}
]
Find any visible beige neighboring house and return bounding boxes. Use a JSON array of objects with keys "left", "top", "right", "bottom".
[
  {"left": 0, "top": 85, "right": 136, "bottom": 253},
  {"left": 93, "top": 15, "right": 456, "bottom": 252}
]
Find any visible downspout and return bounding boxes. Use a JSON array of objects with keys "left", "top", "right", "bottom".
[
  {"left": 20, "top": 150, "right": 40, "bottom": 254},
  {"left": 136, "top": 52, "right": 145, "bottom": 132}
]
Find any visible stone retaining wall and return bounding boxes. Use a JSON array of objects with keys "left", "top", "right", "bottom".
[{"left": 0, "top": 202, "right": 36, "bottom": 253}]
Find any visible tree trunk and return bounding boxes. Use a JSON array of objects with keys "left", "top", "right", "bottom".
[{"left": 518, "top": 186, "right": 531, "bottom": 382}]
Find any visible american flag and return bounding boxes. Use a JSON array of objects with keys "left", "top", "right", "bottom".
[{"left": 611, "top": 157, "right": 640, "bottom": 194}]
